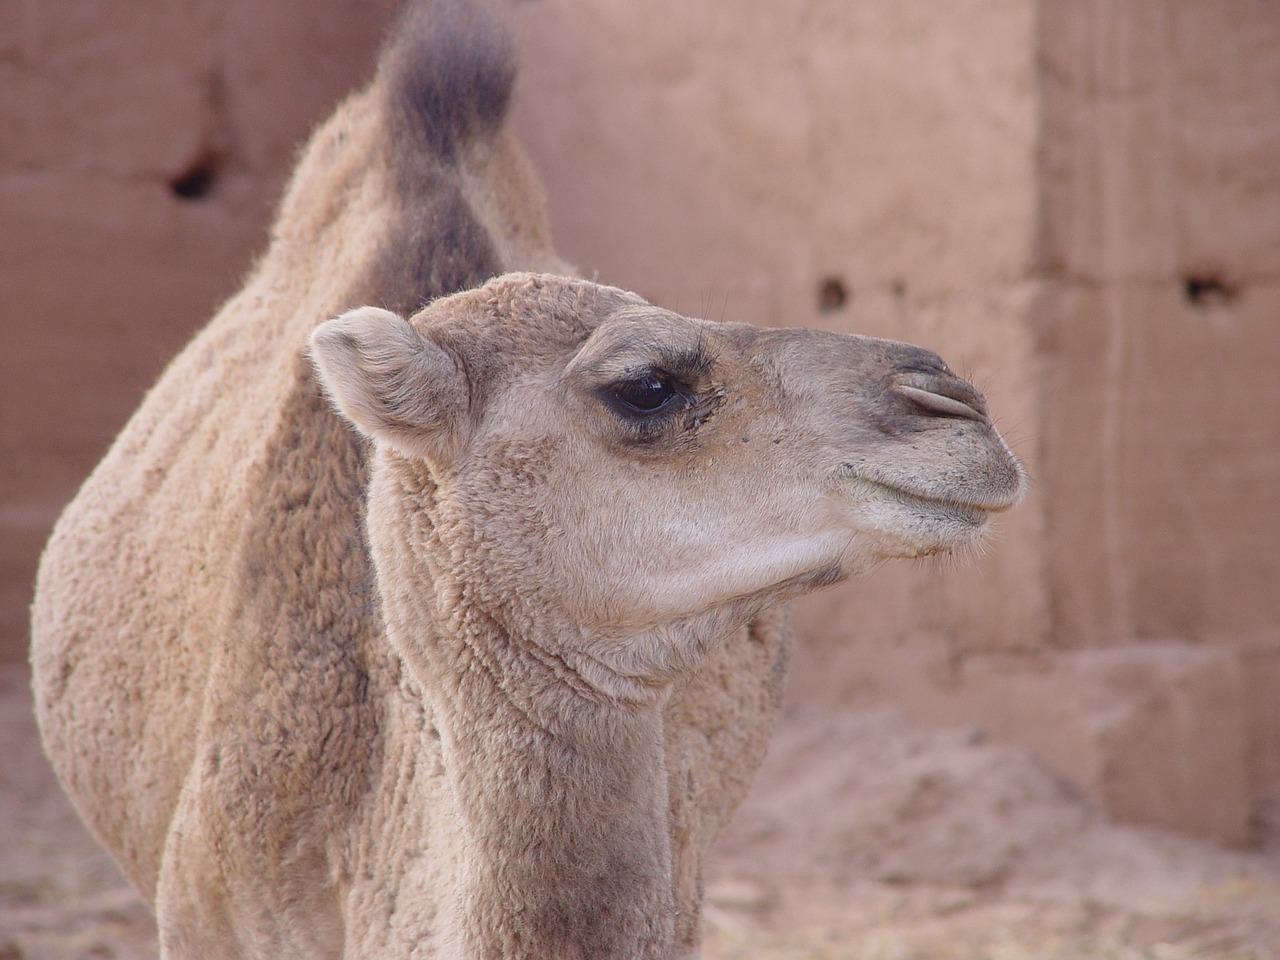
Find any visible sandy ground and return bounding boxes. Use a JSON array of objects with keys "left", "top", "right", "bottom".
[{"left": 4, "top": 660, "right": 1280, "bottom": 960}]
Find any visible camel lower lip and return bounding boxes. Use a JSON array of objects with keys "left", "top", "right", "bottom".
[{"left": 837, "top": 473, "right": 991, "bottom": 524}]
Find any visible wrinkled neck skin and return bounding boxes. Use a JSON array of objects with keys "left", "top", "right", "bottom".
[
  {"left": 364, "top": 455, "right": 791, "bottom": 960},
  {"left": 434, "top": 668, "right": 675, "bottom": 960}
]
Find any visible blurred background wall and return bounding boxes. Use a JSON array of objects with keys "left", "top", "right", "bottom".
[{"left": 3, "top": 0, "right": 1277, "bottom": 847}]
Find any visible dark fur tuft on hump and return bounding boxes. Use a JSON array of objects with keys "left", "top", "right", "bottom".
[{"left": 379, "top": 0, "right": 516, "bottom": 161}]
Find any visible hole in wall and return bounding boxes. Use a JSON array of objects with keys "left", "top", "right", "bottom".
[
  {"left": 1183, "top": 273, "right": 1239, "bottom": 308},
  {"left": 169, "top": 149, "right": 221, "bottom": 200},
  {"left": 817, "top": 276, "right": 849, "bottom": 313}
]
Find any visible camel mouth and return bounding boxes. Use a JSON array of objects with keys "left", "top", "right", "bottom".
[{"left": 834, "top": 469, "right": 1014, "bottom": 524}]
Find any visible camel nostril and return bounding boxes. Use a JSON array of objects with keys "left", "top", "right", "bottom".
[{"left": 894, "top": 382, "right": 989, "bottom": 423}]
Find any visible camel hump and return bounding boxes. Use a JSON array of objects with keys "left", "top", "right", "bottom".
[{"left": 379, "top": 0, "right": 516, "bottom": 161}]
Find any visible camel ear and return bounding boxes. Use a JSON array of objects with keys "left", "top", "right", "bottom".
[{"left": 309, "top": 306, "right": 468, "bottom": 463}]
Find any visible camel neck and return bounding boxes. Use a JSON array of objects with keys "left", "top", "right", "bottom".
[
  {"left": 367, "top": 458, "right": 677, "bottom": 958},
  {"left": 431, "top": 643, "right": 676, "bottom": 960}
]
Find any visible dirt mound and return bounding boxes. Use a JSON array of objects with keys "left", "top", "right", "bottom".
[
  {"left": 707, "top": 705, "right": 1280, "bottom": 958},
  {"left": 716, "top": 710, "right": 1092, "bottom": 889}
]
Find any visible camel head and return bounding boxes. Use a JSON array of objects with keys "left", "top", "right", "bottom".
[{"left": 310, "top": 272, "right": 1024, "bottom": 694}]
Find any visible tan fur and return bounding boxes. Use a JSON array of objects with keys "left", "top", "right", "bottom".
[{"left": 30, "top": 3, "right": 1024, "bottom": 959}]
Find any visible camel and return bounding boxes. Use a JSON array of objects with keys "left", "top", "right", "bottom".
[{"left": 29, "top": 1, "right": 1025, "bottom": 958}]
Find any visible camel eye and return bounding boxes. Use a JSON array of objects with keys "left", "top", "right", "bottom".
[{"left": 610, "top": 372, "right": 679, "bottom": 414}]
